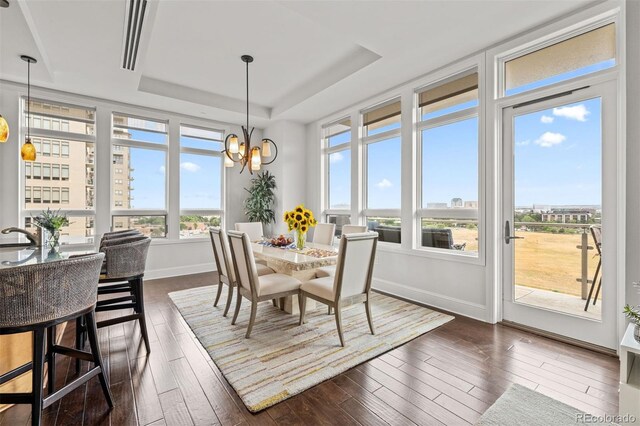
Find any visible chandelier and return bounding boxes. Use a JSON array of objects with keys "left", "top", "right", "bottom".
[{"left": 223, "top": 55, "right": 277, "bottom": 174}]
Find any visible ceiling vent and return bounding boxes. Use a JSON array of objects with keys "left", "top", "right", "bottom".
[{"left": 121, "top": 0, "right": 148, "bottom": 71}]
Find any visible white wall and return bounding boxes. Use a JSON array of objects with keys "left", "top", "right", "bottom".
[{"left": 0, "top": 80, "right": 259, "bottom": 280}]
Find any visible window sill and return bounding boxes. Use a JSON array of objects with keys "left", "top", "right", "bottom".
[
  {"left": 151, "top": 237, "right": 210, "bottom": 246},
  {"left": 375, "top": 243, "right": 484, "bottom": 266}
]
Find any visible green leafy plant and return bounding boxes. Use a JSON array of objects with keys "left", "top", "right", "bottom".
[
  {"left": 624, "top": 305, "right": 640, "bottom": 324},
  {"left": 32, "top": 208, "right": 70, "bottom": 233},
  {"left": 244, "top": 171, "right": 276, "bottom": 226}
]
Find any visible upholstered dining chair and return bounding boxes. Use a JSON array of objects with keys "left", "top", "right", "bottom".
[
  {"left": 209, "top": 228, "right": 275, "bottom": 316},
  {"left": 99, "top": 233, "right": 147, "bottom": 249},
  {"left": 299, "top": 232, "right": 378, "bottom": 347},
  {"left": 313, "top": 223, "right": 336, "bottom": 246},
  {"left": 234, "top": 222, "right": 264, "bottom": 242},
  {"left": 101, "top": 229, "right": 141, "bottom": 240},
  {"left": 0, "top": 253, "right": 113, "bottom": 426},
  {"left": 341, "top": 225, "right": 367, "bottom": 235},
  {"left": 227, "top": 230, "right": 302, "bottom": 338}
]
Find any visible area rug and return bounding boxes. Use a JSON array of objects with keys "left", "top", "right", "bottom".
[
  {"left": 477, "top": 384, "right": 619, "bottom": 425},
  {"left": 169, "top": 286, "right": 454, "bottom": 412}
]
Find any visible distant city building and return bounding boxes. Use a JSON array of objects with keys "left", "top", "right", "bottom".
[
  {"left": 464, "top": 201, "right": 478, "bottom": 209},
  {"left": 427, "top": 202, "right": 448, "bottom": 209},
  {"left": 451, "top": 198, "right": 463, "bottom": 208},
  {"left": 541, "top": 208, "right": 595, "bottom": 223}
]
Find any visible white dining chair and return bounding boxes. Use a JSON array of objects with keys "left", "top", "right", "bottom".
[
  {"left": 299, "top": 232, "right": 378, "bottom": 347},
  {"left": 341, "top": 225, "right": 367, "bottom": 235},
  {"left": 234, "top": 222, "right": 264, "bottom": 242},
  {"left": 313, "top": 223, "right": 336, "bottom": 246},
  {"left": 209, "top": 228, "right": 275, "bottom": 317},
  {"left": 227, "top": 230, "right": 302, "bottom": 338}
]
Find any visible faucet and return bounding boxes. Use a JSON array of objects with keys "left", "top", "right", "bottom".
[{"left": 1, "top": 227, "right": 41, "bottom": 246}]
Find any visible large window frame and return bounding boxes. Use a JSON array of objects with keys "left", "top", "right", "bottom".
[
  {"left": 179, "top": 123, "right": 225, "bottom": 239},
  {"left": 110, "top": 112, "right": 169, "bottom": 238},
  {"left": 322, "top": 116, "right": 352, "bottom": 232},
  {"left": 415, "top": 69, "right": 481, "bottom": 258},
  {"left": 361, "top": 98, "right": 402, "bottom": 244},
  {"left": 20, "top": 97, "right": 97, "bottom": 244}
]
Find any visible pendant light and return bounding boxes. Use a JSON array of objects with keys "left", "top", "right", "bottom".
[
  {"left": 0, "top": 115, "right": 8, "bottom": 143},
  {"left": 20, "top": 55, "right": 37, "bottom": 162},
  {"left": 222, "top": 55, "right": 278, "bottom": 174}
]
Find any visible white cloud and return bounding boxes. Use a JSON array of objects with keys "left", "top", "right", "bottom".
[
  {"left": 516, "top": 140, "right": 530, "bottom": 146},
  {"left": 534, "top": 132, "right": 566, "bottom": 148},
  {"left": 158, "top": 165, "right": 166, "bottom": 174},
  {"left": 375, "top": 178, "right": 392, "bottom": 189},
  {"left": 329, "top": 152, "right": 344, "bottom": 163},
  {"left": 180, "top": 161, "right": 201, "bottom": 172},
  {"left": 540, "top": 115, "right": 554, "bottom": 124},
  {"left": 552, "top": 104, "right": 589, "bottom": 122}
]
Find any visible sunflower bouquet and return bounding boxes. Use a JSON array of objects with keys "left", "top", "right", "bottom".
[{"left": 284, "top": 204, "right": 317, "bottom": 249}]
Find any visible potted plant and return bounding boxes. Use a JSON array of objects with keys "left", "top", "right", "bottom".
[
  {"left": 624, "top": 304, "right": 640, "bottom": 343},
  {"left": 32, "top": 208, "right": 70, "bottom": 249},
  {"left": 244, "top": 171, "right": 277, "bottom": 233}
]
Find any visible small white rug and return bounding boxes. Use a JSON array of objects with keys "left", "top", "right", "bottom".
[
  {"left": 169, "top": 286, "right": 454, "bottom": 412},
  {"left": 477, "top": 384, "right": 619, "bottom": 425}
]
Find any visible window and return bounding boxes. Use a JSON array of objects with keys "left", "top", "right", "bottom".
[
  {"left": 112, "top": 215, "right": 167, "bottom": 238},
  {"left": 111, "top": 113, "right": 168, "bottom": 237},
  {"left": 417, "top": 71, "right": 479, "bottom": 255},
  {"left": 362, "top": 99, "right": 402, "bottom": 243},
  {"left": 323, "top": 118, "right": 351, "bottom": 217},
  {"left": 504, "top": 23, "right": 616, "bottom": 96},
  {"left": 25, "top": 187, "right": 31, "bottom": 203},
  {"left": 22, "top": 99, "right": 96, "bottom": 243},
  {"left": 179, "top": 125, "right": 224, "bottom": 239},
  {"left": 326, "top": 214, "right": 351, "bottom": 237},
  {"left": 25, "top": 163, "right": 31, "bottom": 178}
]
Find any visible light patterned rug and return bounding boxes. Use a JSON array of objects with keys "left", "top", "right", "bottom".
[{"left": 169, "top": 285, "right": 454, "bottom": 412}]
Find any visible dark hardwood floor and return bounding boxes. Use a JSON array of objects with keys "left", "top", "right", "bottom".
[{"left": 0, "top": 272, "right": 620, "bottom": 426}]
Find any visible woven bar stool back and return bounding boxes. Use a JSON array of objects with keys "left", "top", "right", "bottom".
[{"left": 0, "top": 253, "right": 113, "bottom": 426}]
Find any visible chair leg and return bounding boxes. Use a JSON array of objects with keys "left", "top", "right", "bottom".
[
  {"left": 85, "top": 311, "right": 114, "bottom": 408},
  {"left": 231, "top": 289, "right": 242, "bottom": 325},
  {"left": 584, "top": 259, "right": 600, "bottom": 311},
  {"left": 365, "top": 298, "right": 375, "bottom": 335},
  {"left": 223, "top": 283, "right": 234, "bottom": 317},
  {"left": 46, "top": 325, "right": 56, "bottom": 394},
  {"left": 593, "top": 276, "right": 603, "bottom": 305},
  {"left": 328, "top": 306, "right": 332, "bottom": 315},
  {"left": 75, "top": 317, "right": 83, "bottom": 373},
  {"left": 245, "top": 301, "right": 258, "bottom": 339},
  {"left": 298, "top": 294, "right": 307, "bottom": 325},
  {"left": 279, "top": 298, "right": 285, "bottom": 311},
  {"left": 334, "top": 303, "right": 345, "bottom": 347},
  {"left": 272, "top": 299, "right": 278, "bottom": 308},
  {"left": 31, "top": 328, "right": 46, "bottom": 426},
  {"left": 135, "top": 278, "right": 151, "bottom": 354},
  {"left": 213, "top": 278, "right": 223, "bottom": 307}
]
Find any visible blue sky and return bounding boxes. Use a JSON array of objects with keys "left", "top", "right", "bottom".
[{"left": 124, "top": 130, "right": 221, "bottom": 209}]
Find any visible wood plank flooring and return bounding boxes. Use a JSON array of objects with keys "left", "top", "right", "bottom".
[{"left": 0, "top": 272, "right": 620, "bottom": 426}]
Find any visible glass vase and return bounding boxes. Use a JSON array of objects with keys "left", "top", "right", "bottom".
[
  {"left": 46, "top": 230, "right": 60, "bottom": 250},
  {"left": 296, "top": 229, "right": 305, "bottom": 250}
]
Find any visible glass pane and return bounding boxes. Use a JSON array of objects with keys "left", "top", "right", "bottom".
[
  {"left": 367, "top": 137, "right": 401, "bottom": 209},
  {"left": 419, "top": 73, "right": 478, "bottom": 121},
  {"left": 420, "top": 218, "right": 478, "bottom": 253},
  {"left": 505, "top": 24, "right": 615, "bottom": 96},
  {"left": 328, "top": 131, "right": 350, "bottom": 148},
  {"left": 180, "top": 153, "right": 222, "bottom": 209},
  {"left": 24, "top": 141, "right": 95, "bottom": 210},
  {"left": 328, "top": 149, "right": 351, "bottom": 209},
  {"left": 366, "top": 217, "right": 401, "bottom": 244},
  {"left": 180, "top": 215, "right": 221, "bottom": 239},
  {"left": 513, "top": 97, "right": 602, "bottom": 320},
  {"left": 112, "top": 146, "right": 166, "bottom": 209},
  {"left": 326, "top": 214, "right": 351, "bottom": 237},
  {"left": 363, "top": 101, "right": 401, "bottom": 136},
  {"left": 26, "top": 100, "right": 95, "bottom": 136},
  {"left": 180, "top": 126, "right": 223, "bottom": 150},
  {"left": 422, "top": 117, "right": 478, "bottom": 209},
  {"left": 113, "top": 114, "right": 167, "bottom": 144},
  {"left": 325, "top": 118, "right": 351, "bottom": 147},
  {"left": 112, "top": 215, "right": 167, "bottom": 238}
]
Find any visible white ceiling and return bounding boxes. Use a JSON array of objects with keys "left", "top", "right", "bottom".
[{"left": 0, "top": 0, "right": 594, "bottom": 127}]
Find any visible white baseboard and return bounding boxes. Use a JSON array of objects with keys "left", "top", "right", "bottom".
[
  {"left": 373, "top": 277, "right": 487, "bottom": 322},
  {"left": 145, "top": 263, "right": 217, "bottom": 281}
]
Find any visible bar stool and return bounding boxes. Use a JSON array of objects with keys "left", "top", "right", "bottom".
[{"left": 0, "top": 253, "right": 113, "bottom": 426}]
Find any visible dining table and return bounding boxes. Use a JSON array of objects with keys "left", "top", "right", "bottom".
[
  {"left": 0, "top": 240, "right": 97, "bottom": 412},
  {"left": 251, "top": 240, "right": 339, "bottom": 314}
]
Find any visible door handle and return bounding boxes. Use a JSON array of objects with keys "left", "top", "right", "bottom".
[{"left": 505, "top": 220, "right": 524, "bottom": 244}]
